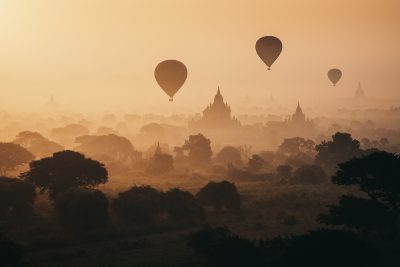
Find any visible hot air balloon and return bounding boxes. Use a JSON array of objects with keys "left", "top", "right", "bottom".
[
  {"left": 327, "top": 68, "right": 342, "bottom": 86},
  {"left": 255, "top": 36, "right": 283, "bottom": 70},
  {"left": 154, "top": 60, "right": 187, "bottom": 101}
]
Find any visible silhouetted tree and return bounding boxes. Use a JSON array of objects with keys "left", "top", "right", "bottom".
[
  {"left": 215, "top": 146, "right": 242, "bottom": 166},
  {"left": 315, "top": 132, "right": 362, "bottom": 169},
  {"left": 187, "top": 227, "right": 263, "bottom": 267},
  {"left": 55, "top": 188, "right": 108, "bottom": 230},
  {"left": 247, "top": 154, "right": 265, "bottom": 172},
  {"left": 276, "top": 165, "right": 293, "bottom": 183},
  {"left": 0, "top": 232, "right": 27, "bottom": 267},
  {"left": 0, "top": 177, "right": 36, "bottom": 219},
  {"left": 182, "top": 134, "right": 212, "bottom": 166},
  {"left": 13, "top": 131, "right": 64, "bottom": 158},
  {"left": 196, "top": 181, "right": 240, "bottom": 212},
  {"left": 282, "top": 229, "right": 379, "bottom": 267},
  {"left": 75, "top": 134, "right": 141, "bottom": 163},
  {"left": 112, "top": 185, "right": 162, "bottom": 224},
  {"left": 290, "top": 164, "right": 327, "bottom": 184},
  {"left": 318, "top": 195, "right": 396, "bottom": 234},
  {"left": 278, "top": 137, "right": 315, "bottom": 156},
  {"left": 163, "top": 188, "right": 205, "bottom": 223},
  {"left": 0, "top": 143, "right": 34, "bottom": 176},
  {"left": 333, "top": 151, "right": 400, "bottom": 214},
  {"left": 22, "top": 150, "right": 108, "bottom": 200}
]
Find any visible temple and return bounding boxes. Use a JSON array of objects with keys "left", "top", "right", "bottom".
[
  {"left": 355, "top": 82, "right": 366, "bottom": 99},
  {"left": 190, "top": 87, "right": 240, "bottom": 132}
]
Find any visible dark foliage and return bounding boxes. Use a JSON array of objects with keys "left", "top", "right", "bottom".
[
  {"left": 196, "top": 181, "right": 241, "bottom": 212},
  {"left": 333, "top": 151, "right": 400, "bottom": 213},
  {"left": 315, "top": 132, "right": 362, "bottom": 169},
  {"left": 318, "top": 195, "right": 396, "bottom": 233},
  {"left": 0, "top": 233, "right": 27, "bottom": 267},
  {"left": 278, "top": 137, "right": 315, "bottom": 156},
  {"left": 55, "top": 188, "right": 109, "bottom": 231},
  {"left": 182, "top": 134, "right": 212, "bottom": 166},
  {"left": 0, "top": 177, "right": 36, "bottom": 219},
  {"left": 282, "top": 229, "right": 380, "bottom": 267},
  {"left": 188, "top": 227, "right": 263, "bottom": 267},
  {"left": 112, "top": 185, "right": 163, "bottom": 224},
  {"left": 163, "top": 188, "right": 205, "bottom": 222},
  {"left": 22, "top": 150, "right": 108, "bottom": 200}
]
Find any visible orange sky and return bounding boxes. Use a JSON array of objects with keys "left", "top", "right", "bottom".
[{"left": 0, "top": 0, "right": 399, "bottom": 114}]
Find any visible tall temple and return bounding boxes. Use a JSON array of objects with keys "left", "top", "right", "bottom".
[
  {"left": 189, "top": 87, "right": 240, "bottom": 132},
  {"left": 355, "top": 82, "right": 366, "bottom": 99},
  {"left": 266, "top": 101, "right": 315, "bottom": 140}
]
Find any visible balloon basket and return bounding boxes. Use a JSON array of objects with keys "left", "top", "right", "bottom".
[{"left": 169, "top": 98, "right": 173, "bottom": 102}]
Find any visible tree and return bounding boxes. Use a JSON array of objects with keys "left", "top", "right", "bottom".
[
  {"left": 278, "top": 137, "right": 315, "bottom": 156},
  {"left": 182, "top": 134, "right": 212, "bottom": 166},
  {"left": 22, "top": 150, "right": 108, "bottom": 200},
  {"left": 163, "top": 188, "right": 205, "bottom": 222},
  {"left": 332, "top": 151, "right": 400, "bottom": 213},
  {"left": 0, "top": 177, "right": 36, "bottom": 219},
  {"left": 215, "top": 146, "right": 242, "bottom": 166},
  {"left": 290, "top": 164, "right": 327, "bottom": 184},
  {"left": 196, "top": 181, "right": 241, "bottom": 212},
  {"left": 75, "top": 134, "right": 141, "bottom": 163},
  {"left": 276, "top": 165, "right": 292, "bottom": 182},
  {"left": 112, "top": 185, "right": 162, "bottom": 224},
  {"left": 13, "top": 131, "right": 64, "bottom": 158},
  {"left": 55, "top": 188, "right": 108, "bottom": 230},
  {"left": 282, "top": 229, "right": 379, "bottom": 267},
  {"left": 247, "top": 154, "right": 265, "bottom": 172},
  {"left": 0, "top": 143, "right": 34, "bottom": 176},
  {"left": 285, "top": 152, "right": 313, "bottom": 168},
  {"left": 187, "top": 227, "right": 263, "bottom": 267},
  {"left": 318, "top": 195, "right": 396, "bottom": 234},
  {"left": 315, "top": 132, "right": 362, "bottom": 169}
]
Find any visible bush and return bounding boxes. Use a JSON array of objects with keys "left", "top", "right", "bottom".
[
  {"left": 112, "top": 185, "right": 162, "bottom": 224},
  {"left": 163, "top": 188, "right": 205, "bottom": 223},
  {"left": 196, "top": 181, "right": 241, "bottom": 212},
  {"left": 55, "top": 188, "right": 109, "bottom": 230}
]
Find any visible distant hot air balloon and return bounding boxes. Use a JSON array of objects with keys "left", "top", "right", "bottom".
[
  {"left": 154, "top": 60, "right": 187, "bottom": 101},
  {"left": 256, "top": 36, "right": 283, "bottom": 70},
  {"left": 327, "top": 68, "right": 342, "bottom": 86}
]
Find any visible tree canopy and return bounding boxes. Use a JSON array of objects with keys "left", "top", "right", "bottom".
[
  {"left": 22, "top": 150, "right": 108, "bottom": 200},
  {"left": 0, "top": 142, "right": 34, "bottom": 176}
]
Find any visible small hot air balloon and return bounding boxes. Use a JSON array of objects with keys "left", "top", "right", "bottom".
[
  {"left": 154, "top": 60, "right": 187, "bottom": 101},
  {"left": 327, "top": 68, "right": 342, "bottom": 86},
  {"left": 256, "top": 36, "right": 283, "bottom": 70}
]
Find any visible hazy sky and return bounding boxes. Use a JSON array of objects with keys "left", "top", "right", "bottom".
[{"left": 1, "top": 0, "right": 399, "bottom": 113}]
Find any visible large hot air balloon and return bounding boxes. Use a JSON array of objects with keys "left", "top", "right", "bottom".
[
  {"left": 327, "top": 68, "right": 342, "bottom": 86},
  {"left": 154, "top": 60, "right": 187, "bottom": 101},
  {"left": 255, "top": 36, "right": 283, "bottom": 70}
]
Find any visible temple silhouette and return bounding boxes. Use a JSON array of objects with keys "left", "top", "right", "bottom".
[
  {"left": 355, "top": 82, "right": 366, "bottom": 99},
  {"left": 190, "top": 87, "right": 240, "bottom": 132}
]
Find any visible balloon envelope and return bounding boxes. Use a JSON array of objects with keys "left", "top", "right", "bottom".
[
  {"left": 154, "top": 60, "right": 187, "bottom": 101},
  {"left": 327, "top": 68, "right": 342, "bottom": 86},
  {"left": 256, "top": 36, "right": 283, "bottom": 70}
]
